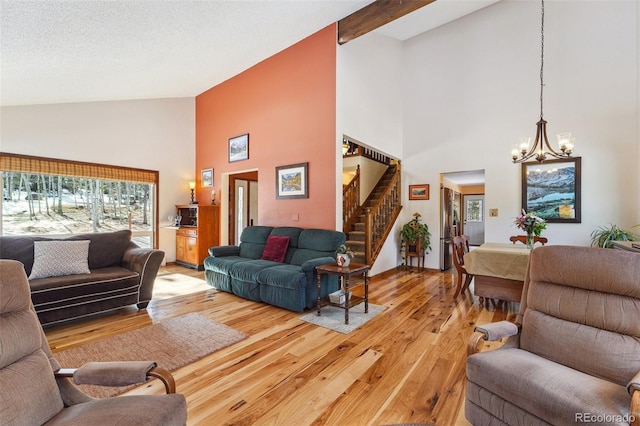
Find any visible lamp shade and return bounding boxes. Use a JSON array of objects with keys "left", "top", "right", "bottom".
[{"left": 189, "top": 181, "right": 196, "bottom": 190}]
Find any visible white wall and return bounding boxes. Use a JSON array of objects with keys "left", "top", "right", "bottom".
[
  {"left": 337, "top": 32, "right": 405, "bottom": 275},
  {"left": 0, "top": 98, "right": 196, "bottom": 261},
  {"left": 399, "top": 0, "right": 638, "bottom": 270}
]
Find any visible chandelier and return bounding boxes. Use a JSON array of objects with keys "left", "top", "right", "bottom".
[{"left": 512, "top": 0, "right": 574, "bottom": 163}]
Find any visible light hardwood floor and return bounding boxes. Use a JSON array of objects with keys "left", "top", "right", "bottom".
[{"left": 45, "top": 264, "right": 517, "bottom": 426}]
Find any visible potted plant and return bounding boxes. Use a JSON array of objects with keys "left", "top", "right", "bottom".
[
  {"left": 399, "top": 212, "right": 432, "bottom": 265},
  {"left": 335, "top": 244, "right": 355, "bottom": 267},
  {"left": 590, "top": 224, "right": 638, "bottom": 248}
]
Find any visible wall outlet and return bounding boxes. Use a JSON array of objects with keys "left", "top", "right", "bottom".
[
  {"left": 489, "top": 208, "right": 498, "bottom": 217},
  {"left": 292, "top": 213, "right": 299, "bottom": 221}
]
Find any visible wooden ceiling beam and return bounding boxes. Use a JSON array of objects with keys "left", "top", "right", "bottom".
[{"left": 338, "top": 0, "right": 436, "bottom": 45}]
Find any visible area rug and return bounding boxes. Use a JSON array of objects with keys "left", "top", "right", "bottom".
[
  {"left": 54, "top": 312, "right": 248, "bottom": 398},
  {"left": 299, "top": 303, "right": 387, "bottom": 334}
]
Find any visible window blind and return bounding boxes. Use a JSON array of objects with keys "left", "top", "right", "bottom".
[{"left": 0, "top": 152, "right": 158, "bottom": 185}]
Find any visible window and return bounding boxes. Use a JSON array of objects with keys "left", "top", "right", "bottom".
[
  {"left": 1, "top": 153, "right": 159, "bottom": 248},
  {"left": 465, "top": 199, "right": 483, "bottom": 222}
]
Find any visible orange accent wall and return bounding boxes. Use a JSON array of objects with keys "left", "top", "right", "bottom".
[{"left": 195, "top": 24, "right": 337, "bottom": 230}]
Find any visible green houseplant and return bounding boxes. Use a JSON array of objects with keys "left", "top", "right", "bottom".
[
  {"left": 400, "top": 212, "right": 431, "bottom": 265},
  {"left": 590, "top": 224, "right": 638, "bottom": 248},
  {"left": 335, "top": 244, "right": 355, "bottom": 267}
]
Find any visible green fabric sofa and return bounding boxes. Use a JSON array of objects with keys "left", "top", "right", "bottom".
[{"left": 204, "top": 226, "right": 345, "bottom": 312}]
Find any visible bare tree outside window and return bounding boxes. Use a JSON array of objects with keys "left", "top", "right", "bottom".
[{"left": 1, "top": 172, "right": 154, "bottom": 247}]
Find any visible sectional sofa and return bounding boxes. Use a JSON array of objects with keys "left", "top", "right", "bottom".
[
  {"left": 0, "top": 230, "right": 164, "bottom": 326},
  {"left": 204, "top": 226, "right": 345, "bottom": 312}
]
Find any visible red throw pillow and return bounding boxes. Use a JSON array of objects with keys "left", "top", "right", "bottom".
[{"left": 261, "top": 235, "right": 290, "bottom": 263}]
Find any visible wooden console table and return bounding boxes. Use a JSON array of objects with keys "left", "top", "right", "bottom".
[
  {"left": 464, "top": 243, "right": 531, "bottom": 303},
  {"left": 316, "top": 262, "right": 369, "bottom": 325}
]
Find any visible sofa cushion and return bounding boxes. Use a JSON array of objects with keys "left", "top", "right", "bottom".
[
  {"left": 204, "top": 256, "right": 249, "bottom": 275},
  {"left": 29, "top": 267, "right": 139, "bottom": 310},
  {"left": 298, "top": 228, "right": 345, "bottom": 252},
  {"left": 260, "top": 235, "right": 290, "bottom": 263},
  {"left": 238, "top": 226, "right": 273, "bottom": 259},
  {"left": 228, "top": 259, "right": 279, "bottom": 283},
  {"left": 68, "top": 230, "right": 132, "bottom": 269},
  {"left": 29, "top": 240, "right": 91, "bottom": 280},
  {"left": 257, "top": 264, "right": 305, "bottom": 290},
  {"left": 467, "top": 347, "right": 630, "bottom": 426},
  {"left": 269, "top": 227, "right": 303, "bottom": 263},
  {"left": 0, "top": 235, "right": 52, "bottom": 276}
]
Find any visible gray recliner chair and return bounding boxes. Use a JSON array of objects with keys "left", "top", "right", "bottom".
[
  {"left": 466, "top": 245, "right": 640, "bottom": 425},
  {"left": 0, "top": 259, "right": 187, "bottom": 425}
]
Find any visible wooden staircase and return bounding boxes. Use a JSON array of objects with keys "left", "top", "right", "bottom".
[{"left": 343, "top": 163, "right": 402, "bottom": 266}]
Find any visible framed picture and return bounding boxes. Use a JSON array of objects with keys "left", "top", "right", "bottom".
[
  {"left": 521, "top": 157, "right": 581, "bottom": 223},
  {"left": 228, "top": 133, "right": 249, "bottom": 163},
  {"left": 201, "top": 168, "right": 213, "bottom": 187},
  {"left": 409, "top": 184, "right": 430, "bottom": 200},
  {"left": 275, "top": 162, "right": 308, "bottom": 199}
]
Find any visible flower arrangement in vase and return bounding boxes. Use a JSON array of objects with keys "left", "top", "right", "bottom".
[
  {"left": 514, "top": 209, "right": 547, "bottom": 249},
  {"left": 336, "top": 244, "right": 355, "bottom": 267}
]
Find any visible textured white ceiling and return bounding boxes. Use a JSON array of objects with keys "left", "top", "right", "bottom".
[{"left": 0, "top": 0, "right": 499, "bottom": 107}]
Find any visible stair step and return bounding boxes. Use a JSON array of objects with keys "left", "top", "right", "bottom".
[
  {"left": 354, "top": 223, "right": 365, "bottom": 232},
  {"left": 347, "top": 231, "right": 365, "bottom": 242}
]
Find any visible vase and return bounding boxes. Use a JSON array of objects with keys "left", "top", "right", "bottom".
[
  {"left": 336, "top": 254, "right": 351, "bottom": 267},
  {"left": 526, "top": 232, "right": 535, "bottom": 250}
]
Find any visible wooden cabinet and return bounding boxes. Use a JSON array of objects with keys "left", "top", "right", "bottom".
[{"left": 175, "top": 204, "right": 219, "bottom": 270}]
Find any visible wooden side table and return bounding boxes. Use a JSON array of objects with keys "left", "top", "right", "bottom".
[
  {"left": 404, "top": 238, "right": 425, "bottom": 269},
  {"left": 316, "top": 262, "right": 369, "bottom": 325}
]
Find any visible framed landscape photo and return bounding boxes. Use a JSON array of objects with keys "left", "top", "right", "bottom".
[
  {"left": 409, "top": 184, "right": 430, "bottom": 200},
  {"left": 228, "top": 133, "right": 249, "bottom": 163},
  {"left": 201, "top": 168, "right": 213, "bottom": 187},
  {"left": 521, "top": 157, "right": 581, "bottom": 223},
  {"left": 275, "top": 162, "right": 308, "bottom": 199}
]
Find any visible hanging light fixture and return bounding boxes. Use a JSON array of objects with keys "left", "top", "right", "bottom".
[{"left": 512, "top": 0, "right": 575, "bottom": 163}]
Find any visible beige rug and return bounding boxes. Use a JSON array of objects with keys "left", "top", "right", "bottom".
[
  {"left": 54, "top": 312, "right": 248, "bottom": 398},
  {"left": 299, "top": 303, "right": 387, "bottom": 334}
]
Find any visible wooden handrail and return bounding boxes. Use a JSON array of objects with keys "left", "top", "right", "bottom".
[
  {"left": 343, "top": 165, "right": 360, "bottom": 234},
  {"left": 343, "top": 142, "right": 391, "bottom": 166},
  {"left": 364, "top": 164, "right": 402, "bottom": 265}
]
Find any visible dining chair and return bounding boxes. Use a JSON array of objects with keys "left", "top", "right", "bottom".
[
  {"left": 452, "top": 235, "right": 473, "bottom": 298},
  {"left": 509, "top": 235, "right": 548, "bottom": 246}
]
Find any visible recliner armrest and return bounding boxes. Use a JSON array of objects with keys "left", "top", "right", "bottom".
[
  {"left": 467, "top": 321, "right": 520, "bottom": 355},
  {"left": 630, "top": 372, "right": 640, "bottom": 426},
  {"left": 209, "top": 245, "right": 240, "bottom": 257},
  {"left": 55, "top": 361, "right": 176, "bottom": 394}
]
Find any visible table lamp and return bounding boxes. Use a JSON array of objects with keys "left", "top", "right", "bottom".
[{"left": 189, "top": 181, "right": 197, "bottom": 204}]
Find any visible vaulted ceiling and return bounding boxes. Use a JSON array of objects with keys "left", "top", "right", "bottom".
[{"left": 0, "top": 0, "right": 498, "bottom": 107}]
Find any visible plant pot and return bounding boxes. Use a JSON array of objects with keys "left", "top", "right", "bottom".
[{"left": 336, "top": 253, "right": 351, "bottom": 267}]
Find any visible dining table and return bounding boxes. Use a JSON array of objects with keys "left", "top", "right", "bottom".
[{"left": 463, "top": 242, "right": 532, "bottom": 303}]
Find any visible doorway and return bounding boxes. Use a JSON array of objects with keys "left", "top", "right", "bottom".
[
  {"left": 440, "top": 169, "right": 485, "bottom": 247},
  {"left": 228, "top": 171, "right": 258, "bottom": 245},
  {"left": 463, "top": 194, "right": 485, "bottom": 246}
]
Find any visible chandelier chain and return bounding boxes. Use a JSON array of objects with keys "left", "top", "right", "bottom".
[{"left": 539, "top": 0, "right": 544, "bottom": 119}]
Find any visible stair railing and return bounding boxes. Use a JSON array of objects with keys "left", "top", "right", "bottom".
[
  {"left": 343, "top": 165, "right": 360, "bottom": 234},
  {"left": 364, "top": 163, "right": 402, "bottom": 265}
]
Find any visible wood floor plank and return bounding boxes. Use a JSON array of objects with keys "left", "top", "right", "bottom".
[{"left": 45, "top": 264, "right": 518, "bottom": 426}]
